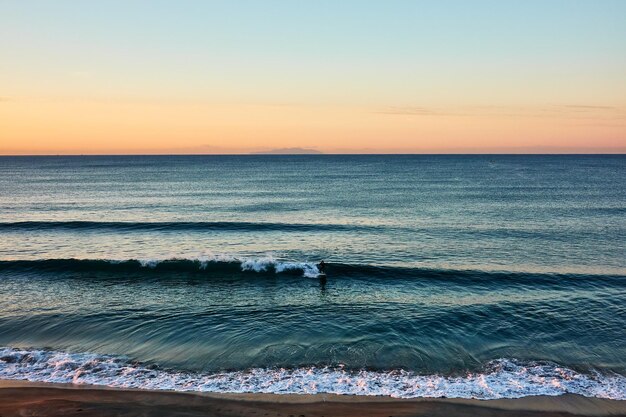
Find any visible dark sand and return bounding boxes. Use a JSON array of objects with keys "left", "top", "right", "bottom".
[{"left": 0, "top": 381, "right": 624, "bottom": 417}]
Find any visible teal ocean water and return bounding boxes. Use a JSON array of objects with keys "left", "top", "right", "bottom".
[{"left": 0, "top": 155, "right": 624, "bottom": 399}]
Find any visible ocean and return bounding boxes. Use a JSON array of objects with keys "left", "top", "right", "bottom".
[{"left": 0, "top": 155, "right": 624, "bottom": 399}]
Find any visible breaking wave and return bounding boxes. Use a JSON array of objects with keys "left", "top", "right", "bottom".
[
  {"left": 0, "top": 347, "right": 624, "bottom": 399},
  {"left": 0, "top": 256, "right": 322, "bottom": 278}
]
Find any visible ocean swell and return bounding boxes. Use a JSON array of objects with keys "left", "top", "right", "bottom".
[
  {"left": 0, "top": 347, "right": 624, "bottom": 400},
  {"left": 0, "top": 257, "right": 623, "bottom": 284}
]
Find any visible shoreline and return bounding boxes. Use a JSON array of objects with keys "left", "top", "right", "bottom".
[{"left": 1, "top": 380, "right": 625, "bottom": 417}]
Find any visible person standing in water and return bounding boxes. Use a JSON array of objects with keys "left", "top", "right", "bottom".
[
  {"left": 317, "top": 260, "right": 326, "bottom": 275},
  {"left": 317, "top": 260, "right": 327, "bottom": 289}
]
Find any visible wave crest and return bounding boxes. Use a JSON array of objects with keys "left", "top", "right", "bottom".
[
  {"left": 123, "top": 255, "right": 322, "bottom": 278},
  {"left": 0, "top": 256, "right": 321, "bottom": 278}
]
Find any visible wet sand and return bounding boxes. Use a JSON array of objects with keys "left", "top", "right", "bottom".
[{"left": 0, "top": 380, "right": 624, "bottom": 417}]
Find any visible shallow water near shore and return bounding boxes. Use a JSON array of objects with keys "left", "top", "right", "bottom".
[{"left": 0, "top": 155, "right": 624, "bottom": 399}]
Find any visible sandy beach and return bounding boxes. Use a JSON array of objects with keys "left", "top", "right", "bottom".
[{"left": 1, "top": 381, "right": 625, "bottom": 417}]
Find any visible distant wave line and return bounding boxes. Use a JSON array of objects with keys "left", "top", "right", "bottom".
[
  {"left": 1, "top": 221, "right": 622, "bottom": 242},
  {"left": 0, "top": 221, "right": 391, "bottom": 233}
]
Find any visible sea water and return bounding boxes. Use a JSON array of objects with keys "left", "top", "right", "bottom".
[{"left": 0, "top": 155, "right": 624, "bottom": 399}]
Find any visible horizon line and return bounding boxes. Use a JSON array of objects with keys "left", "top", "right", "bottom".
[{"left": 1, "top": 152, "right": 625, "bottom": 157}]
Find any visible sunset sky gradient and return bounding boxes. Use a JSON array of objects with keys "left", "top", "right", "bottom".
[{"left": 1, "top": 0, "right": 625, "bottom": 154}]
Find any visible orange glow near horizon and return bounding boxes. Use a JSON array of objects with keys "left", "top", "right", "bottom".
[{"left": 2, "top": 98, "right": 624, "bottom": 154}]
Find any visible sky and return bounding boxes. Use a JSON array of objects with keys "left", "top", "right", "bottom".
[{"left": 1, "top": 0, "right": 625, "bottom": 154}]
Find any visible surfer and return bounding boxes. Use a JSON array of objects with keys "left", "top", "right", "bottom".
[
  {"left": 317, "top": 260, "right": 326, "bottom": 275},
  {"left": 317, "top": 260, "right": 327, "bottom": 288}
]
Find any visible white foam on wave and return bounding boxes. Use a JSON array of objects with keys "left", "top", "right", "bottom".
[
  {"left": 1, "top": 347, "right": 624, "bottom": 399},
  {"left": 240, "top": 257, "right": 320, "bottom": 278},
  {"left": 112, "top": 254, "right": 320, "bottom": 278}
]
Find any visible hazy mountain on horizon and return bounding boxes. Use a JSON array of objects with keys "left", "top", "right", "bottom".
[{"left": 252, "top": 147, "right": 323, "bottom": 155}]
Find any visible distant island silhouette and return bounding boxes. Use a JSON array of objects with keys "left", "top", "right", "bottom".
[{"left": 252, "top": 148, "right": 323, "bottom": 155}]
